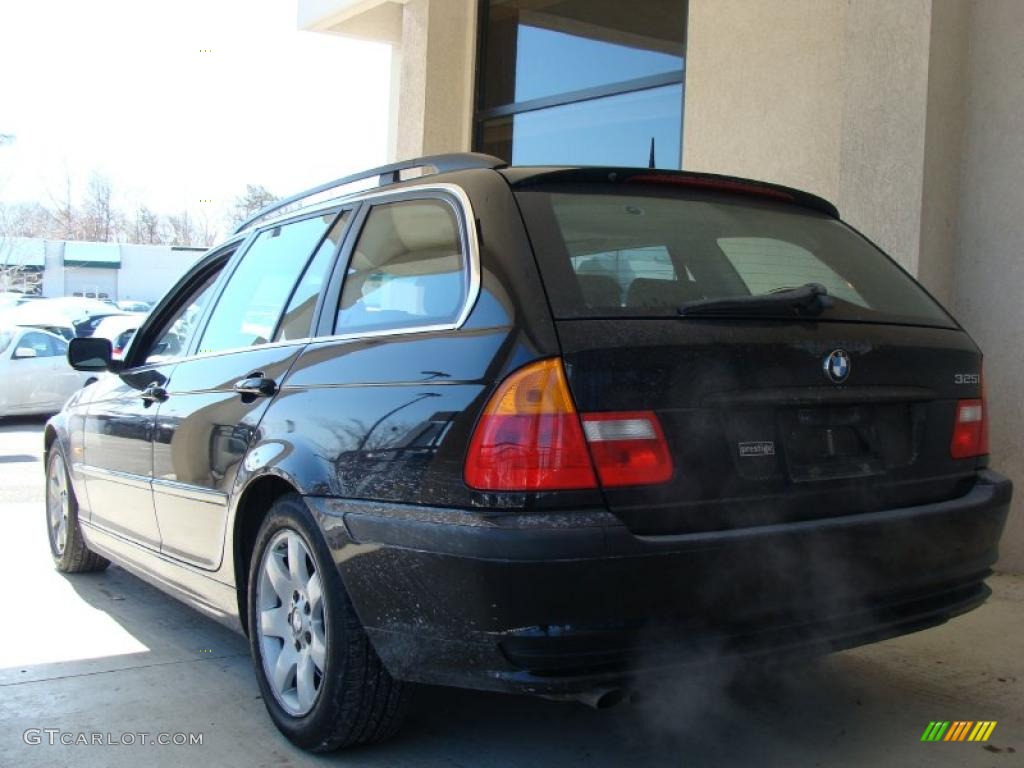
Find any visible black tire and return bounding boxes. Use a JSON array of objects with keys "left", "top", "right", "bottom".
[
  {"left": 46, "top": 447, "right": 109, "bottom": 573},
  {"left": 247, "top": 494, "right": 410, "bottom": 751}
]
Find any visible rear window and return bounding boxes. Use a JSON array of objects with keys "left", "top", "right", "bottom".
[{"left": 515, "top": 185, "right": 954, "bottom": 328}]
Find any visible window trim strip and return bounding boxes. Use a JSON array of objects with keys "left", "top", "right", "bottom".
[{"left": 119, "top": 183, "right": 482, "bottom": 366}]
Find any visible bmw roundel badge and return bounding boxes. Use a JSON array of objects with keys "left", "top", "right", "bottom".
[{"left": 823, "top": 349, "right": 851, "bottom": 383}]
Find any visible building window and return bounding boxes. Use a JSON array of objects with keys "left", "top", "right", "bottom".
[{"left": 474, "top": 0, "right": 688, "bottom": 168}]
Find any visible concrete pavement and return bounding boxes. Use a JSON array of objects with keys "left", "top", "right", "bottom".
[{"left": 0, "top": 416, "right": 1021, "bottom": 766}]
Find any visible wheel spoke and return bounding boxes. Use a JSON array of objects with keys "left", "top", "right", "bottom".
[
  {"left": 272, "top": 643, "right": 297, "bottom": 694},
  {"left": 265, "top": 551, "right": 293, "bottom": 603},
  {"left": 306, "top": 571, "right": 322, "bottom": 614},
  {"left": 260, "top": 606, "right": 290, "bottom": 639},
  {"left": 309, "top": 626, "right": 327, "bottom": 672},
  {"left": 287, "top": 533, "right": 309, "bottom": 588},
  {"left": 296, "top": 650, "right": 317, "bottom": 710}
]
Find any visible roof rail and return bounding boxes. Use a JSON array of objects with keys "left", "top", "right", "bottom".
[{"left": 233, "top": 152, "right": 507, "bottom": 234}]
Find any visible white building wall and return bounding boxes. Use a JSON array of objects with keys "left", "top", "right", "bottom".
[
  {"left": 63, "top": 266, "right": 118, "bottom": 300},
  {"left": 118, "top": 245, "right": 205, "bottom": 303},
  {"left": 34, "top": 239, "right": 205, "bottom": 303}
]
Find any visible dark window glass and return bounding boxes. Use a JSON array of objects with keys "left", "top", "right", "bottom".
[
  {"left": 476, "top": 0, "right": 687, "bottom": 167},
  {"left": 275, "top": 211, "right": 351, "bottom": 341},
  {"left": 495, "top": 17, "right": 683, "bottom": 106},
  {"left": 146, "top": 270, "right": 222, "bottom": 364},
  {"left": 198, "top": 214, "right": 334, "bottom": 354},
  {"left": 336, "top": 200, "right": 466, "bottom": 334},
  {"left": 479, "top": 84, "right": 682, "bottom": 167},
  {"left": 515, "top": 185, "right": 954, "bottom": 328}
]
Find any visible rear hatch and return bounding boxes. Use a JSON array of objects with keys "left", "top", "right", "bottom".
[{"left": 511, "top": 169, "right": 987, "bottom": 534}]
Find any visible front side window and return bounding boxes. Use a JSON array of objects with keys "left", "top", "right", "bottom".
[
  {"left": 145, "top": 269, "right": 222, "bottom": 365},
  {"left": 335, "top": 199, "right": 467, "bottom": 334},
  {"left": 198, "top": 213, "right": 335, "bottom": 354}
]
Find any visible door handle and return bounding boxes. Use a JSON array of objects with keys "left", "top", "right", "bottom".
[
  {"left": 139, "top": 384, "right": 168, "bottom": 404},
  {"left": 233, "top": 373, "right": 277, "bottom": 398}
]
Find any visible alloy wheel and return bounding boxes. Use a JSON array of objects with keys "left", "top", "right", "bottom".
[
  {"left": 47, "top": 454, "right": 70, "bottom": 556},
  {"left": 256, "top": 529, "right": 327, "bottom": 716}
]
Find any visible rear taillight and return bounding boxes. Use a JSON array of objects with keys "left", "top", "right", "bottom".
[
  {"left": 464, "top": 358, "right": 595, "bottom": 491},
  {"left": 581, "top": 411, "right": 673, "bottom": 487},
  {"left": 951, "top": 398, "right": 988, "bottom": 459},
  {"left": 464, "top": 359, "right": 673, "bottom": 491}
]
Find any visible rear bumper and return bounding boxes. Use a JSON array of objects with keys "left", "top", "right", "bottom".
[{"left": 308, "top": 470, "right": 1012, "bottom": 695}]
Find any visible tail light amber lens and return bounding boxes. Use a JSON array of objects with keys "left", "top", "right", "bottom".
[{"left": 464, "top": 358, "right": 596, "bottom": 491}]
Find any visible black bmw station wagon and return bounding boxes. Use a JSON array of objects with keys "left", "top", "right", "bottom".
[{"left": 47, "top": 154, "right": 1012, "bottom": 751}]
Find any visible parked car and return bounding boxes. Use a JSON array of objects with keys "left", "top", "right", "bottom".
[
  {"left": 0, "top": 325, "right": 94, "bottom": 418},
  {"left": 45, "top": 154, "right": 1012, "bottom": 751},
  {"left": 0, "top": 291, "right": 42, "bottom": 310},
  {"left": 3, "top": 298, "right": 128, "bottom": 338},
  {"left": 116, "top": 300, "right": 153, "bottom": 313},
  {"left": 90, "top": 314, "right": 145, "bottom": 360}
]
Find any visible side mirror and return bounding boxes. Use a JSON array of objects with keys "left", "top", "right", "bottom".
[
  {"left": 68, "top": 337, "right": 114, "bottom": 372},
  {"left": 13, "top": 346, "right": 37, "bottom": 359}
]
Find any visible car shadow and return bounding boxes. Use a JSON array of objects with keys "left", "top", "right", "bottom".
[
  {"left": 53, "top": 561, "right": 896, "bottom": 767},
  {"left": 0, "top": 414, "right": 51, "bottom": 431}
]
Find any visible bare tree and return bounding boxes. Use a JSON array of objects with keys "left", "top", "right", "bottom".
[
  {"left": 230, "top": 184, "right": 277, "bottom": 228},
  {"left": 0, "top": 202, "right": 51, "bottom": 239},
  {"left": 166, "top": 209, "right": 197, "bottom": 246},
  {"left": 48, "top": 170, "right": 78, "bottom": 240},
  {"left": 129, "top": 205, "right": 165, "bottom": 244},
  {"left": 80, "top": 172, "right": 123, "bottom": 242},
  {"left": 194, "top": 209, "right": 219, "bottom": 248},
  {"left": 0, "top": 205, "right": 44, "bottom": 294}
]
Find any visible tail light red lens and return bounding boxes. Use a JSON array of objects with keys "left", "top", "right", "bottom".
[
  {"left": 464, "top": 358, "right": 596, "bottom": 491},
  {"left": 465, "top": 359, "right": 674, "bottom": 491},
  {"left": 950, "top": 398, "right": 988, "bottom": 459},
  {"left": 581, "top": 411, "right": 673, "bottom": 487}
]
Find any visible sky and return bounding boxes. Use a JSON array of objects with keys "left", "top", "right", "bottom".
[{"left": 0, "top": 0, "right": 392, "bottom": 228}]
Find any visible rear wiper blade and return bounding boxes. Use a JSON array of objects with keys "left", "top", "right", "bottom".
[{"left": 679, "top": 282, "right": 835, "bottom": 317}]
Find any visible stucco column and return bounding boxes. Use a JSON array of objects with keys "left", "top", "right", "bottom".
[
  {"left": 684, "top": 0, "right": 960, "bottom": 301},
  {"left": 394, "top": 0, "right": 477, "bottom": 160},
  {"left": 954, "top": 0, "right": 1024, "bottom": 573}
]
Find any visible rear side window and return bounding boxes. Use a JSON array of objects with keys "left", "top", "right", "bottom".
[
  {"left": 198, "top": 213, "right": 335, "bottom": 354},
  {"left": 335, "top": 199, "right": 467, "bottom": 334},
  {"left": 515, "top": 185, "right": 954, "bottom": 328}
]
